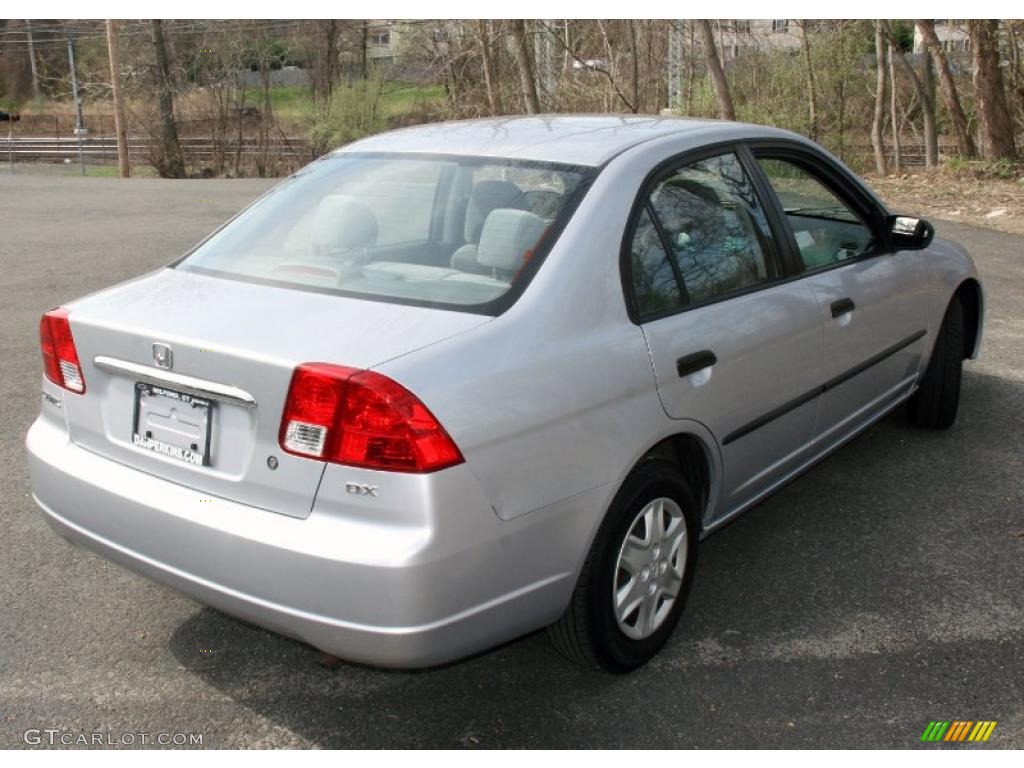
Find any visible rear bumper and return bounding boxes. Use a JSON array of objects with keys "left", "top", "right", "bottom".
[{"left": 27, "top": 416, "right": 599, "bottom": 667}]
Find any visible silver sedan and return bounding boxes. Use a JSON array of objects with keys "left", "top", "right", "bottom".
[{"left": 27, "top": 116, "right": 983, "bottom": 671}]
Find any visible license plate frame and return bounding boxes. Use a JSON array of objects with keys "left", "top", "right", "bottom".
[{"left": 131, "top": 382, "right": 214, "bottom": 467}]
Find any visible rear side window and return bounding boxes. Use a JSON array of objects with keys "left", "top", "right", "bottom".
[
  {"left": 627, "top": 151, "right": 781, "bottom": 319},
  {"left": 629, "top": 208, "right": 685, "bottom": 317},
  {"left": 179, "top": 153, "right": 593, "bottom": 313}
]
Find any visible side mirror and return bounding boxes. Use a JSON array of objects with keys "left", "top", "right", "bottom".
[{"left": 887, "top": 215, "right": 934, "bottom": 250}]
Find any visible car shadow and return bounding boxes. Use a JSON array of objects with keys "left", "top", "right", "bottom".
[{"left": 168, "top": 368, "right": 1024, "bottom": 748}]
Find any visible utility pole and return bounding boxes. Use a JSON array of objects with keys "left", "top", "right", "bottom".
[
  {"left": 105, "top": 20, "right": 130, "bottom": 178},
  {"left": 67, "top": 35, "right": 87, "bottom": 176},
  {"left": 25, "top": 20, "right": 40, "bottom": 98}
]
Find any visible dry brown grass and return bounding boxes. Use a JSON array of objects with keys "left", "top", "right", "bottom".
[{"left": 866, "top": 167, "right": 1024, "bottom": 236}]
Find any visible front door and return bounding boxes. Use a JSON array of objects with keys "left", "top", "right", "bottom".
[
  {"left": 627, "top": 150, "right": 824, "bottom": 520},
  {"left": 752, "top": 152, "right": 928, "bottom": 447}
]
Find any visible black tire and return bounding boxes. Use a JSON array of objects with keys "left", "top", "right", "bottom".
[
  {"left": 908, "top": 295, "right": 964, "bottom": 429},
  {"left": 548, "top": 459, "right": 699, "bottom": 672}
]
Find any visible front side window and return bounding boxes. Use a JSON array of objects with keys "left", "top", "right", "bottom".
[
  {"left": 756, "top": 157, "right": 875, "bottom": 269},
  {"left": 629, "top": 152, "right": 779, "bottom": 312},
  {"left": 179, "top": 153, "right": 593, "bottom": 312}
]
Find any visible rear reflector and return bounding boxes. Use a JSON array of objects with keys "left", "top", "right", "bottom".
[
  {"left": 279, "top": 363, "right": 463, "bottom": 473},
  {"left": 39, "top": 308, "right": 86, "bottom": 393}
]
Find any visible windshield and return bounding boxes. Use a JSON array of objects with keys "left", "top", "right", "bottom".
[{"left": 178, "top": 152, "right": 595, "bottom": 313}]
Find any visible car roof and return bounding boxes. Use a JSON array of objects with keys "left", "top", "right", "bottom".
[{"left": 337, "top": 115, "right": 801, "bottom": 168}]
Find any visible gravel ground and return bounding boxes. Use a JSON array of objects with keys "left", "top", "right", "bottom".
[{"left": 0, "top": 172, "right": 1021, "bottom": 749}]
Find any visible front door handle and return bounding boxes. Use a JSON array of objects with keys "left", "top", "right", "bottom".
[
  {"left": 831, "top": 298, "right": 856, "bottom": 318},
  {"left": 676, "top": 350, "right": 717, "bottom": 378}
]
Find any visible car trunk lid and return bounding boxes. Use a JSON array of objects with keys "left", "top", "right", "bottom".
[{"left": 60, "top": 268, "right": 489, "bottom": 518}]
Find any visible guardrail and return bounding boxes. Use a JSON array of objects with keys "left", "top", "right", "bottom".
[
  {"left": 847, "top": 143, "right": 960, "bottom": 168},
  {"left": 0, "top": 134, "right": 314, "bottom": 169}
]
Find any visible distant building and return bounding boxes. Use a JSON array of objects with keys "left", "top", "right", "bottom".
[
  {"left": 715, "top": 19, "right": 805, "bottom": 62},
  {"left": 912, "top": 21, "right": 971, "bottom": 56},
  {"left": 366, "top": 21, "right": 397, "bottom": 68}
]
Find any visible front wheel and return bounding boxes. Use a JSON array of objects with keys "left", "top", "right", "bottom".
[
  {"left": 908, "top": 295, "right": 964, "bottom": 429},
  {"left": 548, "top": 460, "right": 699, "bottom": 672}
]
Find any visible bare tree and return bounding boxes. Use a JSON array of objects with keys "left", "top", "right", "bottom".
[
  {"left": 870, "top": 21, "right": 888, "bottom": 175},
  {"left": 626, "top": 20, "right": 640, "bottom": 114},
  {"left": 477, "top": 20, "right": 503, "bottom": 115},
  {"left": 916, "top": 19, "right": 977, "bottom": 158},
  {"left": 25, "top": 19, "right": 40, "bottom": 98},
  {"left": 969, "top": 19, "right": 1018, "bottom": 161},
  {"left": 312, "top": 20, "right": 340, "bottom": 102},
  {"left": 797, "top": 20, "right": 819, "bottom": 140},
  {"left": 105, "top": 20, "right": 130, "bottom": 178},
  {"left": 882, "top": 21, "right": 936, "bottom": 167},
  {"left": 696, "top": 19, "right": 735, "bottom": 120},
  {"left": 889, "top": 41, "right": 901, "bottom": 172},
  {"left": 510, "top": 20, "right": 541, "bottom": 114},
  {"left": 150, "top": 19, "right": 185, "bottom": 177}
]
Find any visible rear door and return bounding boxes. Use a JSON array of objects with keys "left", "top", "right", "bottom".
[
  {"left": 628, "top": 149, "right": 824, "bottom": 519},
  {"left": 750, "top": 147, "right": 929, "bottom": 446}
]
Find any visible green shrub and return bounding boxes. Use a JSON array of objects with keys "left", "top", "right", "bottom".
[{"left": 307, "top": 77, "right": 388, "bottom": 154}]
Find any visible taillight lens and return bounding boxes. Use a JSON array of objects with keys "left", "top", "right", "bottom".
[
  {"left": 39, "top": 308, "right": 86, "bottom": 393},
  {"left": 279, "top": 363, "right": 463, "bottom": 473}
]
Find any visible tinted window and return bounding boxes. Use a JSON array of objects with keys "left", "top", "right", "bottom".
[
  {"left": 645, "top": 152, "right": 778, "bottom": 306},
  {"left": 179, "top": 153, "right": 591, "bottom": 311},
  {"left": 757, "top": 157, "right": 875, "bottom": 269},
  {"left": 629, "top": 207, "right": 684, "bottom": 317}
]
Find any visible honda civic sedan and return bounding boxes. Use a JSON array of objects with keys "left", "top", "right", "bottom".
[{"left": 27, "top": 116, "right": 983, "bottom": 671}]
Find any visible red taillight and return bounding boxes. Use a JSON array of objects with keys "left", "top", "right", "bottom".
[
  {"left": 39, "top": 308, "right": 85, "bottom": 394},
  {"left": 279, "top": 363, "right": 463, "bottom": 473}
]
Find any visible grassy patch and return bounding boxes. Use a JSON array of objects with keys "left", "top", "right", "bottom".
[{"left": 243, "top": 81, "right": 444, "bottom": 125}]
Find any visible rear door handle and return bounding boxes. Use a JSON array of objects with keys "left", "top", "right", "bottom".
[
  {"left": 831, "top": 298, "right": 856, "bottom": 318},
  {"left": 676, "top": 350, "right": 717, "bottom": 378}
]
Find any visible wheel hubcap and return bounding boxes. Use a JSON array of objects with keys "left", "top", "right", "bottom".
[{"left": 613, "top": 497, "right": 687, "bottom": 640}]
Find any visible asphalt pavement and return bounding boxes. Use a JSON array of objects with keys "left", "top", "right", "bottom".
[{"left": 0, "top": 171, "right": 1020, "bottom": 748}]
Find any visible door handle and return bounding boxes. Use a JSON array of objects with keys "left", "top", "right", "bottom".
[
  {"left": 676, "top": 350, "right": 717, "bottom": 378},
  {"left": 830, "top": 298, "right": 856, "bottom": 318}
]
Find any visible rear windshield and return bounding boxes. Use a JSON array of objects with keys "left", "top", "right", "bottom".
[{"left": 178, "top": 152, "right": 595, "bottom": 313}]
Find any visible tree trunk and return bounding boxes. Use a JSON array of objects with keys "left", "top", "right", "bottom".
[
  {"left": 883, "top": 20, "right": 937, "bottom": 167},
  {"left": 889, "top": 42, "right": 901, "bottom": 172},
  {"left": 696, "top": 19, "right": 735, "bottom": 120},
  {"left": 105, "top": 20, "right": 130, "bottom": 178},
  {"left": 510, "top": 20, "right": 541, "bottom": 114},
  {"left": 477, "top": 20, "right": 503, "bottom": 115},
  {"left": 150, "top": 19, "right": 185, "bottom": 178},
  {"left": 871, "top": 20, "right": 888, "bottom": 175},
  {"left": 628, "top": 20, "right": 640, "bottom": 114},
  {"left": 969, "top": 19, "right": 1018, "bottom": 161},
  {"left": 360, "top": 22, "right": 368, "bottom": 80},
  {"left": 314, "top": 20, "right": 339, "bottom": 102},
  {"left": 25, "top": 19, "right": 40, "bottom": 98},
  {"left": 922, "top": 43, "right": 938, "bottom": 166},
  {"left": 798, "top": 20, "right": 819, "bottom": 140},
  {"left": 917, "top": 19, "right": 977, "bottom": 158},
  {"left": 685, "top": 22, "right": 695, "bottom": 114}
]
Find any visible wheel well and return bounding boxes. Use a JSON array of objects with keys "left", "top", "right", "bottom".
[
  {"left": 640, "top": 434, "right": 711, "bottom": 520},
  {"left": 955, "top": 279, "right": 982, "bottom": 359}
]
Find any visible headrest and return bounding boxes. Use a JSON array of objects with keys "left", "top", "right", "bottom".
[
  {"left": 655, "top": 179, "right": 723, "bottom": 233},
  {"left": 465, "top": 180, "right": 524, "bottom": 242},
  {"left": 476, "top": 209, "right": 548, "bottom": 273},
  {"left": 311, "top": 195, "right": 378, "bottom": 254}
]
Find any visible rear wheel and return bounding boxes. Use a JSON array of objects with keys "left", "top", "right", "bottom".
[
  {"left": 548, "top": 459, "right": 699, "bottom": 672},
  {"left": 908, "top": 295, "right": 964, "bottom": 429}
]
